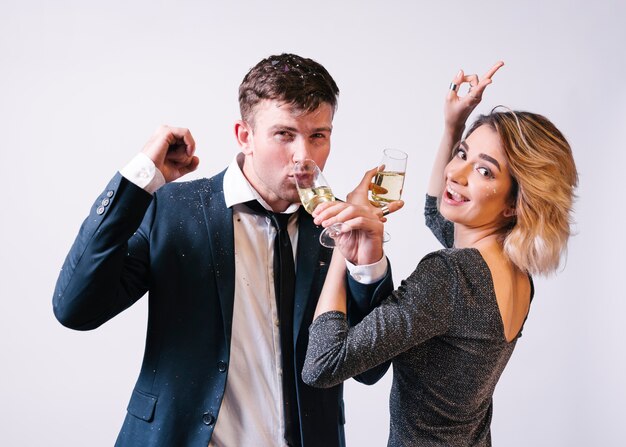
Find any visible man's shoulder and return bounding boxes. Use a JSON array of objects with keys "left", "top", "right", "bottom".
[{"left": 158, "top": 170, "right": 227, "bottom": 196}]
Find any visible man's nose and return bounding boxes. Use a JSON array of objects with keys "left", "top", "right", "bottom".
[{"left": 292, "top": 139, "right": 315, "bottom": 163}]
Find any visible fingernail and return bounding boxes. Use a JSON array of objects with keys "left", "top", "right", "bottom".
[{"left": 457, "top": 70, "right": 463, "bottom": 78}]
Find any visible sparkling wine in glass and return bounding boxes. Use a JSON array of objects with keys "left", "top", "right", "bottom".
[
  {"left": 370, "top": 149, "right": 407, "bottom": 243},
  {"left": 371, "top": 149, "right": 408, "bottom": 206},
  {"left": 294, "top": 159, "right": 351, "bottom": 248}
]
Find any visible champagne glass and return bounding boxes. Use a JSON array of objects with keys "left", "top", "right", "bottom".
[
  {"left": 370, "top": 149, "right": 408, "bottom": 242},
  {"left": 370, "top": 149, "right": 408, "bottom": 206},
  {"left": 294, "top": 159, "right": 351, "bottom": 248}
]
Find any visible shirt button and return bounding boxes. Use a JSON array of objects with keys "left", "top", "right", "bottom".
[
  {"left": 217, "top": 361, "right": 227, "bottom": 373},
  {"left": 96, "top": 206, "right": 105, "bottom": 215},
  {"left": 353, "top": 274, "right": 362, "bottom": 281},
  {"left": 202, "top": 412, "right": 215, "bottom": 426}
]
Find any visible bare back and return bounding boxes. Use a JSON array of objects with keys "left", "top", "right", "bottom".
[{"left": 478, "top": 246, "right": 531, "bottom": 343}]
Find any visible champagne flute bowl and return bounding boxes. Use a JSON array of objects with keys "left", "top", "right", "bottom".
[{"left": 294, "top": 159, "right": 351, "bottom": 248}]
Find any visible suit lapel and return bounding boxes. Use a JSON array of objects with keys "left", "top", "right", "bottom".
[{"left": 200, "top": 171, "right": 236, "bottom": 347}]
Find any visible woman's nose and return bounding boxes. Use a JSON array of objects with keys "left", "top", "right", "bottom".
[{"left": 446, "top": 163, "right": 468, "bottom": 186}]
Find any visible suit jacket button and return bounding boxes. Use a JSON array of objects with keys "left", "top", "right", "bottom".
[
  {"left": 101, "top": 198, "right": 110, "bottom": 207},
  {"left": 106, "top": 190, "right": 114, "bottom": 198},
  {"left": 217, "top": 361, "right": 227, "bottom": 373},
  {"left": 202, "top": 412, "right": 215, "bottom": 426},
  {"left": 96, "top": 206, "right": 105, "bottom": 215}
]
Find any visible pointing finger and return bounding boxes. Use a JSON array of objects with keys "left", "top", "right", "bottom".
[
  {"left": 482, "top": 61, "right": 505, "bottom": 81},
  {"left": 471, "top": 61, "right": 505, "bottom": 99}
]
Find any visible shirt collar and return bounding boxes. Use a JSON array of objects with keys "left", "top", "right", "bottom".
[{"left": 223, "top": 153, "right": 300, "bottom": 214}]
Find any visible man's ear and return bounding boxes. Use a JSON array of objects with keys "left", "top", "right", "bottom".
[{"left": 235, "top": 120, "right": 253, "bottom": 155}]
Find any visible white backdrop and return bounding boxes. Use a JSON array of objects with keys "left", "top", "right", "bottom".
[{"left": 1, "top": 1, "right": 624, "bottom": 446}]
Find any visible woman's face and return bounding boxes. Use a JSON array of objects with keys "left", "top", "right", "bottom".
[{"left": 440, "top": 124, "right": 515, "bottom": 230}]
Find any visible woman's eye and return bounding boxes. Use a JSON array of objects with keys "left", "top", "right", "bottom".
[
  {"left": 477, "top": 166, "right": 493, "bottom": 178},
  {"left": 456, "top": 148, "right": 466, "bottom": 160}
]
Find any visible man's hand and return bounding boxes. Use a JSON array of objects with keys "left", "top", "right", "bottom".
[
  {"left": 313, "top": 201, "right": 385, "bottom": 265},
  {"left": 141, "top": 125, "right": 200, "bottom": 183},
  {"left": 312, "top": 168, "right": 404, "bottom": 265}
]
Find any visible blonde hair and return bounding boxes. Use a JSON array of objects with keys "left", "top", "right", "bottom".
[{"left": 466, "top": 108, "right": 578, "bottom": 275}]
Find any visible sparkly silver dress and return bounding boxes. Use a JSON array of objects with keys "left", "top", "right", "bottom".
[{"left": 303, "top": 195, "right": 533, "bottom": 446}]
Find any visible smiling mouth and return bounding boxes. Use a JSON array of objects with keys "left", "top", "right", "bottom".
[{"left": 445, "top": 185, "right": 469, "bottom": 203}]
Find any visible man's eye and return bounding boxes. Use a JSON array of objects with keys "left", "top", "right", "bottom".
[{"left": 276, "top": 132, "right": 294, "bottom": 140}]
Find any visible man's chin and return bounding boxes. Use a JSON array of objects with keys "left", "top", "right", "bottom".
[
  {"left": 287, "top": 195, "right": 302, "bottom": 206},
  {"left": 281, "top": 187, "right": 301, "bottom": 205}
]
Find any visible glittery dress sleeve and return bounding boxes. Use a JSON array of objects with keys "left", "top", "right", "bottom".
[
  {"left": 302, "top": 252, "right": 455, "bottom": 388},
  {"left": 424, "top": 194, "right": 454, "bottom": 248}
]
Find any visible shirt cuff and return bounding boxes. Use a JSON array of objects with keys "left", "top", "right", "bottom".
[
  {"left": 346, "top": 255, "right": 388, "bottom": 285},
  {"left": 120, "top": 153, "right": 166, "bottom": 194}
]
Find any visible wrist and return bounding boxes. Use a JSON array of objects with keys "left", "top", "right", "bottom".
[
  {"left": 121, "top": 152, "right": 166, "bottom": 194},
  {"left": 346, "top": 254, "right": 387, "bottom": 284},
  {"left": 443, "top": 123, "right": 466, "bottom": 139},
  {"left": 356, "top": 247, "right": 384, "bottom": 266}
]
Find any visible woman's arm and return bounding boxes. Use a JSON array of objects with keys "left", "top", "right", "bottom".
[
  {"left": 303, "top": 252, "right": 455, "bottom": 388},
  {"left": 314, "top": 249, "right": 348, "bottom": 319}
]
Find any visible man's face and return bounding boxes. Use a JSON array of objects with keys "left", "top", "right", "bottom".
[{"left": 238, "top": 99, "right": 334, "bottom": 212}]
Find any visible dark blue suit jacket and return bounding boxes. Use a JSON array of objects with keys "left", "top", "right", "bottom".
[{"left": 53, "top": 170, "right": 392, "bottom": 446}]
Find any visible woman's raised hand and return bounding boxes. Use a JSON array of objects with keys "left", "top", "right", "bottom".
[{"left": 445, "top": 61, "right": 504, "bottom": 133}]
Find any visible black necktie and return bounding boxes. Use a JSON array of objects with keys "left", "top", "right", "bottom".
[{"left": 244, "top": 201, "right": 300, "bottom": 447}]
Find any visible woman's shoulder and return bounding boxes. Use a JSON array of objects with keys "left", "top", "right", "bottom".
[
  {"left": 422, "top": 247, "right": 484, "bottom": 264},
  {"left": 411, "top": 248, "right": 470, "bottom": 282},
  {"left": 419, "top": 248, "right": 490, "bottom": 280}
]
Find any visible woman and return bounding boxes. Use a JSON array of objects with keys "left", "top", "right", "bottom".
[{"left": 303, "top": 62, "right": 578, "bottom": 446}]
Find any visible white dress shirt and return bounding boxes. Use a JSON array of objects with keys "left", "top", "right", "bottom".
[{"left": 121, "top": 152, "right": 387, "bottom": 447}]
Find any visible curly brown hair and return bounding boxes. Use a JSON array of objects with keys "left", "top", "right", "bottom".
[{"left": 238, "top": 53, "right": 339, "bottom": 126}]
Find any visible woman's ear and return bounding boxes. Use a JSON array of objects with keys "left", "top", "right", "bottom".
[
  {"left": 235, "top": 120, "right": 253, "bottom": 155},
  {"left": 503, "top": 206, "right": 517, "bottom": 218}
]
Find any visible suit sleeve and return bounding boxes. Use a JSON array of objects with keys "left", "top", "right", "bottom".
[
  {"left": 343, "top": 260, "right": 395, "bottom": 384},
  {"left": 52, "top": 173, "right": 154, "bottom": 330}
]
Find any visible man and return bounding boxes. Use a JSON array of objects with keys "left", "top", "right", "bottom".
[{"left": 53, "top": 53, "right": 393, "bottom": 446}]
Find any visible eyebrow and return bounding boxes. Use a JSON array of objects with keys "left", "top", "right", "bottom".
[
  {"left": 314, "top": 126, "right": 333, "bottom": 133},
  {"left": 269, "top": 125, "right": 298, "bottom": 133},
  {"left": 269, "top": 125, "right": 333, "bottom": 134},
  {"left": 460, "top": 141, "right": 501, "bottom": 172}
]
